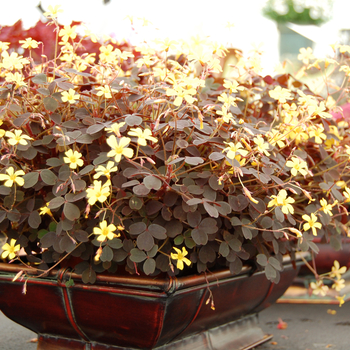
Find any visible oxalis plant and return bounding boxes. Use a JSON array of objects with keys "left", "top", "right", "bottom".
[{"left": 0, "top": 5, "right": 349, "bottom": 306}]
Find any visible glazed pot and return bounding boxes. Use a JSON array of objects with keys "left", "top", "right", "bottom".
[{"left": 0, "top": 256, "right": 303, "bottom": 350}]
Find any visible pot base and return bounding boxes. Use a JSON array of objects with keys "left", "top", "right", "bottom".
[{"left": 36, "top": 314, "right": 272, "bottom": 350}]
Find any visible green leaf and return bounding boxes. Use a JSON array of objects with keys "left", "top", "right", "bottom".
[
  {"left": 203, "top": 202, "right": 219, "bottom": 218},
  {"left": 143, "top": 175, "right": 162, "bottom": 190},
  {"left": 40, "top": 169, "right": 57, "bottom": 185},
  {"left": 28, "top": 211, "right": 41, "bottom": 229},
  {"left": 37, "top": 229, "right": 48, "bottom": 239},
  {"left": 148, "top": 224, "right": 167, "bottom": 239},
  {"left": 59, "top": 234, "right": 76, "bottom": 252},
  {"left": 0, "top": 186, "right": 11, "bottom": 195},
  {"left": 129, "top": 222, "right": 147, "bottom": 235},
  {"left": 143, "top": 258, "right": 156, "bottom": 275},
  {"left": 130, "top": 248, "right": 147, "bottom": 262},
  {"left": 100, "top": 245, "right": 113, "bottom": 262},
  {"left": 185, "top": 157, "right": 204, "bottom": 165},
  {"left": 81, "top": 267, "right": 96, "bottom": 284},
  {"left": 191, "top": 228, "right": 208, "bottom": 245},
  {"left": 43, "top": 96, "right": 58, "bottom": 112},
  {"left": 63, "top": 202, "right": 80, "bottom": 221},
  {"left": 260, "top": 216, "right": 273, "bottom": 228},
  {"left": 242, "top": 226, "right": 252, "bottom": 239},
  {"left": 174, "top": 235, "right": 184, "bottom": 245},
  {"left": 79, "top": 165, "right": 94, "bottom": 176},
  {"left": 48, "top": 196, "right": 65, "bottom": 209},
  {"left": 37, "top": 87, "right": 50, "bottom": 96},
  {"left": 65, "top": 279, "right": 75, "bottom": 288},
  {"left": 40, "top": 232, "right": 56, "bottom": 248},
  {"left": 107, "top": 238, "right": 123, "bottom": 249},
  {"left": 57, "top": 80, "right": 74, "bottom": 91},
  {"left": 199, "top": 245, "right": 216, "bottom": 263},
  {"left": 227, "top": 238, "right": 241, "bottom": 252},
  {"left": 268, "top": 257, "right": 282, "bottom": 271},
  {"left": 129, "top": 196, "right": 143, "bottom": 210},
  {"left": 46, "top": 158, "right": 63, "bottom": 167},
  {"left": 32, "top": 73, "right": 47, "bottom": 85},
  {"left": 265, "top": 264, "right": 277, "bottom": 281},
  {"left": 229, "top": 258, "right": 243, "bottom": 275},
  {"left": 257, "top": 254, "right": 268, "bottom": 267},
  {"left": 136, "top": 231, "right": 154, "bottom": 251},
  {"left": 23, "top": 172, "right": 39, "bottom": 189},
  {"left": 230, "top": 217, "right": 241, "bottom": 226},
  {"left": 219, "top": 241, "right": 230, "bottom": 257}
]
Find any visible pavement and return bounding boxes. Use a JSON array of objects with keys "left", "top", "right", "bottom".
[{"left": 1, "top": 301, "right": 350, "bottom": 350}]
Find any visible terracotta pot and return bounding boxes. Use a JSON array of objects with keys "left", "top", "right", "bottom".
[{"left": 0, "top": 257, "right": 303, "bottom": 350}]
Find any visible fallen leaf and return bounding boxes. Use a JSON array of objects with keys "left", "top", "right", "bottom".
[
  {"left": 327, "top": 309, "right": 337, "bottom": 315},
  {"left": 270, "top": 341, "right": 278, "bottom": 345},
  {"left": 277, "top": 317, "right": 288, "bottom": 329}
]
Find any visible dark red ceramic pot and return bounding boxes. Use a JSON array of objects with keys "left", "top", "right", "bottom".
[{"left": 0, "top": 257, "right": 303, "bottom": 350}]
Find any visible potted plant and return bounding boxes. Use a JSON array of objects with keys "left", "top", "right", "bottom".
[
  {"left": 0, "top": 5, "right": 349, "bottom": 350},
  {"left": 262, "top": 0, "right": 333, "bottom": 60}
]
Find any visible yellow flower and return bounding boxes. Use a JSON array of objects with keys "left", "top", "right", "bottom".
[
  {"left": 86, "top": 180, "right": 111, "bottom": 205},
  {"left": 39, "top": 204, "right": 52, "bottom": 216},
  {"left": 59, "top": 25, "right": 77, "bottom": 43},
  {"left": 105, "top": 122, "right": 126, "bottom": 137},
  {"left": 330, "top": 260, "right": 347, "bottom": 280},
  {"left": 1, "top": 239, "right": 20, "bottom": 260},
  {"left": 332, "top": 278, "right": 345, "bottom": 292},
  {"left": 308, "top": 124, "right": 327, "bottom": 144},
  {"left": 253, "top": 136, "right": 270, "bottom": 156},
  {"left": 216, "top": 106, "right": 235, "bottom": 124},
  {"left": 107, "top": 136, "right": 134, "bottom": 163},
  {"left": 302, "top": 213, "right": 322, "bottom": 236},
  {"left": 319, "top": 198, "right": 334, "bottom": 216},
  {"left": 268, "top": 129, "right": 285, "bottom": 148},
  {"left": 136, "top": 55, "right": 157, "bottom": 68},
  {"left": 1, "top": 51, "right": 30, "bottom": 70},
  {"left": 286, "top": 157, "right": 308, "bottom": 176},
  {"left": 115, "top": 49, "right": 134, "bottom": 62},
  {"left": 310, "top": 280, "right": 328, "bottom": 296},
  {"left": 63, "top": 149, "right": 84, "bottom": 169},
  {"left": 307, "top": 101, "right": 332, "bottom": 119},
  {"left": 127, "top": 128, "right": 158, "bottom": 146},
  {"left": 223, "top": 142, "right": 248, "bottom": 160},
  {"left": 154, "top": 37, "right": 178, "bottom": 52},
  {"left": 223, "top": 79, "right": 244, "bottom": 94},
  {"left": 171, "top": 247, "right": 191, "bottom": 270},
  {"left": 268, "top": 189, "right": 295, "bottom": 215},
  {"left": 0, "top": 167, "right": 25, "bottom": 187},
  {"left": 61, "top": 89, "right": 80, "bottom": 104},
  {"left": 218, "top": 92, "right": 237, "bottom": 108},
  {"left": 84, "top": 28, "right": 99, "bottom": 43},
  {"left": 5, "top": 130, "right": 32, "bottom": 146},
  {"left": 19, "top": 38, "right": 39, "bottom": 50},
  {"left": 99, "top": 44, "right": 117, "bottom": 63},
  {"left": 269, "top": 86, "right": 292, "bottom": 104},
  {"left": 166, "top": 85, "right": 196, "bottom": 106},
  {"left": 43, "top": 4, "right": 63, "bottom": 18},
  {"left": 96, "top": 85, "right": 116, "bottom": 99},
  {"left": 93, "top": 220, "right": 119, "bottom": 242},
  {"left": 0, "top": 42, "right": 10, "bottom": 52},
  {"left": 336, "top": 295, "right": 345, "bottom": 307},
  {"left": 5, "top": 72, "right": 27, "bottom": 89},
  {"left": 343, "top": 187, "right": 350, "bottom": 202},
  {"left": 93, "top": 161, "right": 118, "bottom": 179},
  {"left": 298, "top": 47, "right": 314, "bottom": 65}
]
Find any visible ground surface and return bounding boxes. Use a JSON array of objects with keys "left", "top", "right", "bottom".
[
  {"left": 257, "top": 301, "right": 350, "bottom": 350},
  {"left": 1, "top": 302, "right": 350, "bottom": 350}
]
